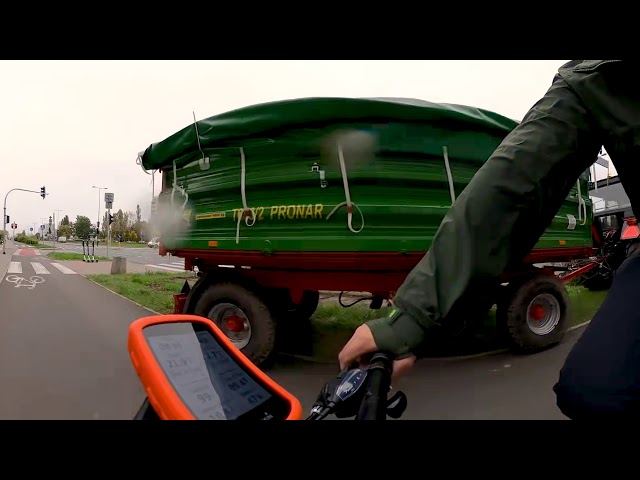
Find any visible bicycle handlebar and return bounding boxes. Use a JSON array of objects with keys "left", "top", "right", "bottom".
[
  {"left": 306, "top": 351, "right": 407, "bottom": 421},
  {"left": 355, "top": 353, "right": 393, "bottom": 420}
]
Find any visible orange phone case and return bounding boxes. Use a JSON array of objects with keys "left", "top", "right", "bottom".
[{"left": 128, "top": 314, "right": 303, "bottom": 420}]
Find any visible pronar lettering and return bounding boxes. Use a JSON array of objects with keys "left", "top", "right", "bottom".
[{"left": 230, "top": 204, "right": 325, "bottom": 222}]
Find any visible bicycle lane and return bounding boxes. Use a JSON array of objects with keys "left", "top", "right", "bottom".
[{"left": 0, "top": 253, "right": 149, "bottom": 419}]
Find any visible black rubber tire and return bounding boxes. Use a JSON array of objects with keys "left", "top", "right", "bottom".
[
  {"left": 269, "top": 289, "right": 320, "bottom": 320},
  {"left": 193, "top": 282, "right": 276, "bottom": 366},
  {"left": 497, "top": 275, "right": 570, "bottom": 353},
  {"left": 267, "top": 289, "right": 318, "bottom": 356},
  {"left": 294, "top": 290, "right": 320, "bottom": 320}
]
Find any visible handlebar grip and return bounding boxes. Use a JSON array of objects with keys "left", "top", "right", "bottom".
[{"left": 355, "top": 352, "right": 393, "bottom": 420}]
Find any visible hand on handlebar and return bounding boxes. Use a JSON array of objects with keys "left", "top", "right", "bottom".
[{"left": 338, "top": 324, "right": 416, "bottom": 385}]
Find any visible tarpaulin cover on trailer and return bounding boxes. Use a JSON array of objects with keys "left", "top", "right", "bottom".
[{"left": 139, "top": 97, "right": 519, "bottom": 171}]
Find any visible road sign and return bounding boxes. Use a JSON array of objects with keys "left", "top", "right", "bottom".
[
  {"left": 105, "top": 192, "right": 114, "bottom": 202},
  {"left": 105, "top": 202, "right": 112, "bottom": 210},
  {"left": 30, "top": 227, "right": 33, "bottom": 232}
]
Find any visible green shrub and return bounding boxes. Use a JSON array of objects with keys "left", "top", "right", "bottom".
[{"left": 16, "top": 234, "right": 38, "bottom": 245}]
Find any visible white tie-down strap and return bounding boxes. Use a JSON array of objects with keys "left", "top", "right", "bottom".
[
  {"left": 576, "top": 179, "right": 587, "bottom": 226},
  {"left": 171, "top": 160, "right": 189, "bottom": 209},
  {"left": 325, "top": 143, "right": 364, "bottom": 233},
  {"left": 235, "top": 147, "right": 257, "bottom": 244},
  {"left": 442, "top": 146, "right": 456, "bottom": 205},
  {"left": 192, "top": 111, "right": 210, "bottom": 171}
]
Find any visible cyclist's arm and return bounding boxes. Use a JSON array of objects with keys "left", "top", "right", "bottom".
[{"left": 367, "top": 66, "right": 604, "bottom": 358}]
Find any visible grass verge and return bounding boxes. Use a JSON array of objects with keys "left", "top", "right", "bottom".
[
  {"left": 47, "top": 252, "right": 109, "bottom": 261},
  {"left": 87, "top": 271, "right": 197, "bottom": 314}
]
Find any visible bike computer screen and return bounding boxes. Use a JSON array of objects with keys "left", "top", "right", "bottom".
[{"left": 142, "top": 322, "right": 289, "bottom": 420}]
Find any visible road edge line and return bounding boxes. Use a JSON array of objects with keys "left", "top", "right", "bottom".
[
  {"left": 568, "top": 320, "right": 591, "bottom": 331},
  {"left": 279, "top": 320, "right": 595, "bottom": 366},
  {"left": 433, "top": 320, "right": 592, "bottom": 362},
  {"left": 81, "top": 274, "right": 162, "bottom": 316}
]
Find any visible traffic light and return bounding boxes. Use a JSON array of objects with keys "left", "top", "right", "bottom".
[
  {"left": 4, "top": 215, "right": 9, "bottom": 224},
  {"left": 108, "top": 213, "right": 114, "bottom": 225},
  {"left": 41, "top": 186, "right": 46, "bottom": 199}
]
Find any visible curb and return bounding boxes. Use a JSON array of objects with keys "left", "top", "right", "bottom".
[{"left": 83, "top": 275, "right": 162, "bottom": 316}]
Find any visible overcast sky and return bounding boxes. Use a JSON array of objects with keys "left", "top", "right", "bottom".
[{"left": 0, "top": 60, "right": 609, "bottom": 233}]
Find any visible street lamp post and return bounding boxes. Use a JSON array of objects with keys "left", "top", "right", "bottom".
[
  {"left": 54, "top": 209, "right": 63, "bottom": 244},
  {"left": 92, "top": 186, "right": 107, "bottom": 241}
]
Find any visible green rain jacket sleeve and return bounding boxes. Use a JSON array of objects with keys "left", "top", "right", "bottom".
[{"left": 367, "top": 61, "right": 607, "bottom": 358}]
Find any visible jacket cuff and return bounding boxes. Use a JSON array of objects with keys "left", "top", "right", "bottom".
[{"left": 366, "top": 309, "right": 425, "bottom": 358}]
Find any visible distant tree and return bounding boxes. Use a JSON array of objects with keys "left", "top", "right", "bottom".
[
  {"left": 60, "top": 215, "right": 70, "bottom": 226},
  {"left": 58, "top": 224, "right": 72, "bottom": 238},
  {"left": 75, "top": 215, "right": 92, "bottom": 239},
  {"left": 139, "top": 220, "right": 150, "bottom": 241}
]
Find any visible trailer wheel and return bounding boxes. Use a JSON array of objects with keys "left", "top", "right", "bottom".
[
  {"left": 193, "top": 282, "right": 276, "bottom": 366},
  {"left": 498, "top": 275, "right": 570, "bottom": 353},
  {"left": 269, "top": 289, "right": 320, "bottom": 321}
]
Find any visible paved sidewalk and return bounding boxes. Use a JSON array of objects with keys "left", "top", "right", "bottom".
[{"left": 0, "top": 241, "right": 17, "bottom": 278}]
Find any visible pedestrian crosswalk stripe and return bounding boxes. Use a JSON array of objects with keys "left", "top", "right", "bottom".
[
  {"left": 31, "top": 262, "right": 51, "bottom": 275},
  {"left": 7, "top": 262, "right": 22, "bottom": 274},
  {"left": 146, "top": 264, "right": 184, "bottom": 272},
  {"left": 158, "top": 263, "right": 184, "bottom": 269},
  {"left": 50, "top": 263, "right": 77, "bottom": 275}
]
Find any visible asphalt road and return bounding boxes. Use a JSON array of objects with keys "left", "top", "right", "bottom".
[
  {"left": 0, "top": 241, "right": 148, "bottom": 419},
  {"left": 42, "top": 240, "right": 186, "bottom": 272},
  {"left": 266, "top": 328, "right": 583, "bottom": 420},
  {"left": 1, "top": 238, "right": 581, "bottom": 419}
]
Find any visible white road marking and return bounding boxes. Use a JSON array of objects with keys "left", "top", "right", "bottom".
[
  {"left": 145, "top": 264, "right": 184, "bottom": 272},
  {"left": 13, "top": 249, "right": 22, "bottom": 256},
  {"left": 7, "top": 262, "right": 22, "bottom": 274},
  {"left": 50, "top": 263, "right": 77, "bottom": 275},
  {"left": 5, "top": 275, "right": 45, "bottom": 289},
  {"left": 33, "top": 249, "right": 41, "bottom": 256},
  {"left": 31, "top": 262, "right": 51, "bottom": 275}
]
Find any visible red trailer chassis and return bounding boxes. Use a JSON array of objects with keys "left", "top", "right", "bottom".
[{"left": 167, "top": 245, "right": 601, "bottom": 312}]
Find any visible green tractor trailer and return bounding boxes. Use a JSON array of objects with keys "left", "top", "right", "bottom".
[{"left": 138, "top": 97, "right": 602, "bottom": 365}]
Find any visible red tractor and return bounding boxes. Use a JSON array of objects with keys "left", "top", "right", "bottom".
[{"left": 583, "top": 174, "right": 640, "bottom": 291}]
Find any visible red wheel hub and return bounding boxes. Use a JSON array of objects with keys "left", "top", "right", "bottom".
[
  {"left": 530, "top": 304, "right": 546, "bottom": 321},
  {"left": 225, "top": 316, "right": 245, "bottom": 333}
]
